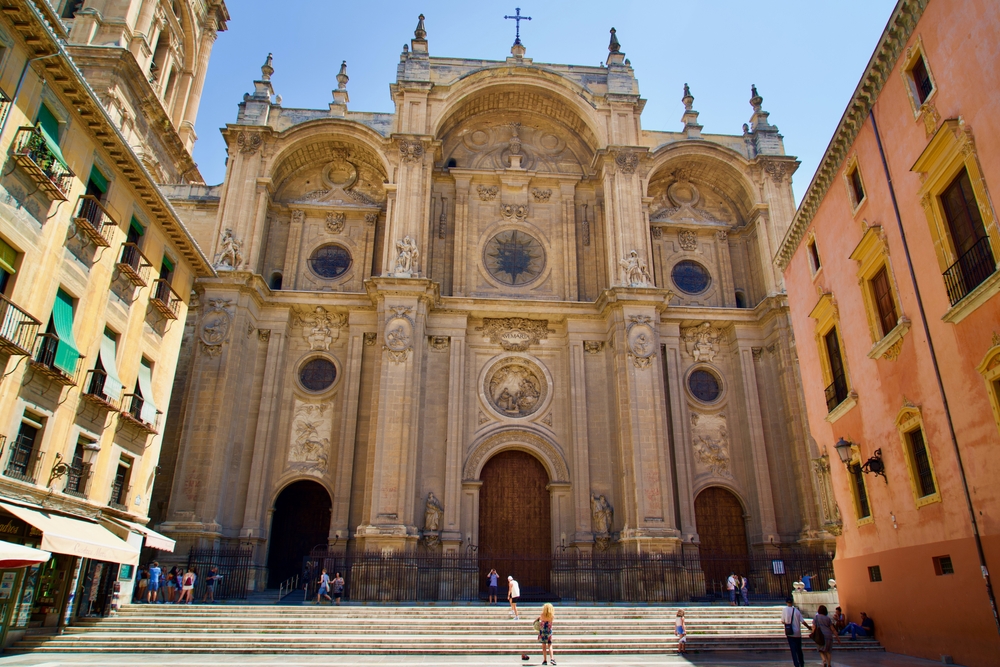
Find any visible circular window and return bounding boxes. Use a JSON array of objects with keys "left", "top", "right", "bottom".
[
  {"left": 671, "top": 260, "right": 711, "bottom": 294},
  {"left": 483, "top": 230, "right": 545, "bottom": 286},
  {"left": 299, "top": 357, "right": 337, "bottom": 392},
  {"left": 688, "top": 369, "right": 721, "bottom": 403},
  {"left": 308, "top": 244, "right": 352, "bottom": 279}
]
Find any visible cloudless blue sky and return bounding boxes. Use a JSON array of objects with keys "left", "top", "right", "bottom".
[{"left": 192, "top": 0, "right": 898, "bottom": 204}]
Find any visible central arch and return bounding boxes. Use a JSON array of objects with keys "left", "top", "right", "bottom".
[
  {"left": 478, "top": 450, "right": 552, "bottom": 595},
  {"left": 266, "top": 480, "right": 331, "bottom": 587},
  {"left": 694, "top": 486, "right": 750, "bottom": 595}
]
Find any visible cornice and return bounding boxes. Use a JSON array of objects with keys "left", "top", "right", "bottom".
[{"left": 776, "top": 0, "right": 928, "bottom": 270}]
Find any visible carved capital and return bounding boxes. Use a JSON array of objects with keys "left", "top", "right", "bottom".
[{"left": 236, "top": 131, "right": 263, "bottom": 155}]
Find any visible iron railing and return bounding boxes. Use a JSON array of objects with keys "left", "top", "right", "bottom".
[
  {"left": 29, "top": 333, "right": 80, "bottom": 386},
  {"left": 300, "top": 547, "right": 835, "bottom": 604},
  {"left": 186, "top": 546, "right": 254, "bottom": 601},
  {"left": 824, "top": 371, "right": 849, "bottom": 413},
  {"left": 943, "top": 236, "right": 996, "bottom": 306},
  {"left": 118, "top": 393, "right": 160, "bottom": 433},
  {"left": 82, "top": 369, "right": 121, "bottom": 411},
  {"left": 0, "top": 294, "right": 40, "bottom": 357},
  {"left": 11, "top": 126, "right": 73, "bottom": 200},
  {"left": 3, "top": 433, "right": 40, "bottom": 484},
  {"left": 150, "top": 279, "right": 181, "bottom": 319},
  {"left": 72, "top": 195, "right": 117, "bottom": 247},
  {"left": 115, "top": 243, "right": 152, "bottom": 287},
  {"left": 64, "top": 461, "right": 91, "bottom": 498}
]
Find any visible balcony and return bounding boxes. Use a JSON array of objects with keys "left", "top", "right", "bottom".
[
  {"left": 72, "top": 196, "right": 117, "bottom": 248},
  {"left": 119, "top": 393, "right": 161, "bottom": 434},
  {"left": 943, "top": 236, "right": 996, "bottom": 306},
  {"left": 11, "top": 126, "right": 74, "bottom": 200},
  {"left": 3, "top": 435, "right": 40, "bottom": 484},
  {"left": 28, "top": 333, "right": 80, "bottom": 386},
  {"left": 150, "top": 279, "right": 181, "bottom": 319},
  {"left": 64, "top": 462, "right": 91, "bottom": 499},
  {"left": 825, "top": 372, "right": 849, "bottom": 413},
  {"left": 0, "top": 295, "right": 40, "bottom": 357},
  {"left": 115, "top": 243, "right": 152, "bottom": 287},
  {"left": 108, "top": 482, "right": 130, "bottom": 512},
  {"left": 81, "top": 369, "right": 121, "bottom": 412}
]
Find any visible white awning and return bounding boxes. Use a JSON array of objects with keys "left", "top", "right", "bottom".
[
  {"left": 0, "top": 502, "right": 139, "bottom": 566},
  {"left": 0, "top": 541, "right": 51, "bottom": 568},
  {"left": 105, "top": 517, "right": 175, "bottom": 552}
]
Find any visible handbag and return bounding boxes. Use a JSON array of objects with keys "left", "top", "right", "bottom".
[
  {"left": 810, "top": 624, "right": 825, "bottom": 647},
  {"left": 533, "top": 618, "right": 541, "bottom": 633}
]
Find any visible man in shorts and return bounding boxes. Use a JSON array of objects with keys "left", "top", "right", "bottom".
[
  {"left": 147, "top": 561, "right": 161, "bottom": 604},
  {"left": 487, "top": 568, "right": 499, "bottom": 605},
  {"left": 507, "top": 575, "right": 520, "bottom": 620}
]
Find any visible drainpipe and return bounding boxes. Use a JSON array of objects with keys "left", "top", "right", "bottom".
[
  {"left": 0, "top": 51, "right": 61, "bottom": 144},
  {"left": 869, "top": 108, "right": 1000, "bottom": 636}
]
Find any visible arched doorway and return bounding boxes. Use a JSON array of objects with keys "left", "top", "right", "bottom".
[
  {"left": 266, "top": 480, "right": 331, "bottom": 587},
  {"left": 694, "top": 486, "right": 749, "bottom": 594},
  {"left": 478, "top": 450, "right": 551, "bottom": 594}
]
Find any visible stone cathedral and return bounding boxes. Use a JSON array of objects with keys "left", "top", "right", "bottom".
[{"left": 151, "top": 17, "right": 841, "bottom": 588}]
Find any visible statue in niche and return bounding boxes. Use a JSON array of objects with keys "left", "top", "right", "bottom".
[
  {"left": 215, "top": 228, "right": 243, "bottom": 270},
  {"left": 619, "top": 250, "right": 651, "bottom": 287},
  {"left": 591, "top": 493, "right": 614, "bottom": 535},
  {"left": 423, "top": 492, "right": 444, "bottom": 532},
  {"left": 393, "top": 236, "right": 419, "bottom": 275}
]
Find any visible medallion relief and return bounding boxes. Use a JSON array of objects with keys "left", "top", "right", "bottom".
[
  {"left": 626, "top": 315, "right": 656, "bottom": 369},
  {"left": 199, "top": 299, "right": 234, "bottom": 357},
  {"left": 483, "top": 356, "right": 549, "bottom": 419},
  {"left": 383, "top": 306, "right": 414, "bottom": 363}
]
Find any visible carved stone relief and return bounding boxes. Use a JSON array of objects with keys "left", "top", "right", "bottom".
[
  {"left": 583, "top": 341, "right": 605, "bottom": 354},
  {"left": 446, "top": 123, "right": 582, "bottom": 173},
  {"left": 363, "top": 332, "right": 377, "bottom": 346},
  {"left": 392, "top": 236, "right": 419, "bottom": 276},
  {"left": 383, "top": 306, "right": 414, "bottom": 363},
  {"left": 325, "top": 211, "right": 346, "bottom": 234},
  {"left": 476, "top": 318, "right": 551, "bottom": 351},
  {"left": 288, "top": 401, "right": 332, "bottom": 473},
  {"left": 613, "top": 150, "right": 640, "bottom": 175},
  {"left": 651, "top": 227, "right": 662, "bottom": 240},
  {"left": 284, "top": 148, "right": 385, "bottom": 207},
  {"left": 296, "top": 306, "right": 346, "bottom": 351},
  {"left": 690, "top": 412, "right": 733, "bottom": 479},
  {"left": 199, "top": 299, "right": 234, "bottom": 357},
  {"left": 619, "top": 250, "right": 651, "bottom": 287},
  {"left": 591, "top": 492, "right": 614, "bottom": 535},
  {"left": 681, "top": 322, "right": 723, "bottom": 363},
  {"left": 626, "top": 315, "right": 656, "bottom": 369},
  {"left": 364, "top": 212, "right": 378, "bottom": 227},
  {"left": 236, "top": 131, "right": 262, "bottom": 155},
  {"left": 678, "top": 229, "right": 698, "bottom": 251},
  {"left": 477, "top": 185, "right": 499, "bottom": 201},
  {"left": 290, "top": 209, "right": 305, "bottom": 225},
  {"left": 428, "top": 336, "right": 450, "bottom": 351},
  {"left": 483, "top": 356, "right": 548, "bottom": 418},
  {"left": 500, "top": 203, "right": 529, "bottom": 222},
  {"left": 531, "top": 188, "right": 552, "bottom": 202},
  {"left": 398, "top": 139, "right": 424, "bottom": 163},
  {"left": 649, "top": 179, "right": 732, "bottom": 225},
  {"left": 813, "top": 454, "right": 843, "bottom": 535},
  {"left": 214, "top": 228, "right": 243, "bottom": 270}
]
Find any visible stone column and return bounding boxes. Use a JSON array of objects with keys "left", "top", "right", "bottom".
[
  {"left": 282, "top": 210, "right": 304, "bottom": 290},
  {"left": 715, "top": 230, "right": 737, "bottom": 307},
  {"left": 451, "top": 175, "right": 471, "bottom": 296},
  {"left": 441, "top": 323, "right": 468, "bottom": 552},
  {"left": 660, "top": 325, "right": 698, "bottom": 544},
  {"left": 559, "top": 181, "right": 580, "bottom": 300},
  {"left": 214, "top": 129, "right": 271, "bottom": 268},
  {"left": 178, "top": 22, "right": 219, "bottom": 150},
  {"left": 354, "top": 278, "right": 439, "bottom": 551},
  {"left": 566, "top": 333, "right": 594, "bottom": 545}
]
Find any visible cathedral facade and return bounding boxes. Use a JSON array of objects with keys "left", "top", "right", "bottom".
[{"left": 152, "top": 18, "right": 839, "bottom": 588}]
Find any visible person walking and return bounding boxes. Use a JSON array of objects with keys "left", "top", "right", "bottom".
[
  {"left": 202, "top": 566, "right": 219, "bottom": 603},
  {"left": 781, "top": 597, "right": 810, "bottom": 667},
  {"left": 812, "top": 604, "right": 839, "bottom": 667},
  {"left": 739, "top": 574, "right": 749, "bottom": 606},
  {"left": 535, "top": 602, "right": 556, "bottom": 665},
  {"left": 332, "top": 572, "right": 345, "bottom": 605},
  {"left": 316, "top": 568, "right": 332, "bottom": 604},
  {"left": 675, "top": 609, "right": 687, "bottom": 653},
  {"left": 164, "top": 566, "right": 179, "bottom": 603},
  {"left": 507, "top": 575, "right": 521, "bottom": 620},
  {"left": 147, "top": 561, "right": 161, "bottom": 603},
  {"left": 177, "top": 568, "right": 196, "bottom": 604},
  {"left": 726, "top": 572, "right": 739, "bottom": 606},
  {"left": 487, "top": 568, "right": 499, "bottom": 605}
]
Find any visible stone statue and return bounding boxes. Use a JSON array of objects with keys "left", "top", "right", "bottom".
[
  {"left": 591, "top": 493, "right": 613, "bottom": 535},
  {"left": 682, "top": 322, "right": 722, "bottom": 362},
  {"left": 423, "top": 492, "right": 444, "bottom": 532},
  {"left": 619, "top": 250, "right": 651, "bottom": 287},
  {"left": 216, "top": 228, "right": 243, "bottom": 270},
  {"left": 393, "top": 235, "right": 419, "bottom": 275},
  {"left": 297, "top": 306, "right": 343, "bottom": 351}
]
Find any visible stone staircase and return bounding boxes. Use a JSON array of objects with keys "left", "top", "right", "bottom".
[{"left": 11, "top": 604, "right": 884, "bottom": 655}]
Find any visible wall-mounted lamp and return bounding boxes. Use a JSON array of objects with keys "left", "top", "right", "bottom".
[
  {"left": 834, "top": 437, "right": 854, "bottom": 465},
  {"left": 861, "top": 449, "right": 887, "bottom": 483}
]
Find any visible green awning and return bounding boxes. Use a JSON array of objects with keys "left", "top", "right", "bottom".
[
  {"left": 136, "top": 359, "right": 157, "bottom": 424},
  {"left": 99, "top": 331, "right": 123, "bottom": 401},
  {"left": 0, "top": 238, "right": 16, "bottom": 275},
  {"left": 88, "top": 165, "right": 109, "bottom": 194},
  {"left": 35, "top": 105, "right": 68, "bottom": 169},
  {"left": 51, "top": 290, "right": 79, "bottom": 376}
]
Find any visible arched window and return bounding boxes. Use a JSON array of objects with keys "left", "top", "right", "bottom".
[{"left": 269, "top": 272, "right": 282, "bottom": 291}]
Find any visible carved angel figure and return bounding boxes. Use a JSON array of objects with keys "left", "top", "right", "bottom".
[
  {"left": 216, "top": 228, "right": 243, "bottom": 270},
  {"left": 619, "top": 250, "right": 651, "bottom": 287},
  {"left": 394, "top": 236, "right": 419, "bottom": 275},
  {"left": 424, "top": 492, "right": 444, "bottom": 532}
]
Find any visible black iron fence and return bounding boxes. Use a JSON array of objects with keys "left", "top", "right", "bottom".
[
  {"left": 302, "top": 546, "right": 834, "bottom": 604},
  {"left": 186, "top": 546, "right": 254, "bottom": 601},
  {"left": 943, "top": 235, "right": 996, "bottom": 306}
]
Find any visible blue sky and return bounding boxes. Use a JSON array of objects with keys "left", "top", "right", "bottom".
[{"left": 192, "top": 0, "right": 898, "bottom": 204}]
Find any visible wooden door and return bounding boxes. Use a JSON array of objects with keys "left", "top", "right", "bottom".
[
  {"left": 266, "top": 480, "right": 331, "bottom": 587},
  {"left": 478, "top": 450, "right": 551, "bottom": 592},
  {"left": 695, "top": 487, "right": 749, "bottom": 592}
]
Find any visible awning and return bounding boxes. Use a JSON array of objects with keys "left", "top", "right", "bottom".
[
  {"left": 99, "top": 331, "right": 123, "bottom": 401},
  {"left": 0, "top": 502, "right": 139, "bottom": 566},
  {"left": 0, "top": 541, "right": 50, "bottom": 569},
  {"left": 136, "top": 360, "right": 157, "bottom": 425},
  {"left": 105, "top": 517, "right": 174, "bottom": 552},
  {"left": 51, "top": 290, "right": 80, "bottom": 376}
]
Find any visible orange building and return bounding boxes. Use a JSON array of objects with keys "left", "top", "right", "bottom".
[{"left": 777, "top": 0, "right": 1000, "bottom": 664}]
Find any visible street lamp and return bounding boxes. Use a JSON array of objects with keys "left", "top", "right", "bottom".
[{"left": 834, "top": 437, "right": 854, "bottom": 465}]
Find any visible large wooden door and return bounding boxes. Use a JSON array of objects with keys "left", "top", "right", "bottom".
[
  {"left": 478, "top": 450, "right": 551, "bottom": 592},
  {"left": 695, "top": 487, "right": 749, "bottom": 592},
  {"left": 266, "top": 480, "right": 331, "bottom": 587}
]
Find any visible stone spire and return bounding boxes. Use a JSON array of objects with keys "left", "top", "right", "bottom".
[
  {"left": 330, "top": 60, "right": 350, "bottom": 115},
  {"left": 251, "top": 53, "right": 274, "bottom": 101},
  {"left": 745, "top": 84, "right": 784, "bottom": 156},
  {"left": 260, "top": 53, "right": 274, "bottom": 82},
  {"left": 238, "top": 53, "right": 275, "bottom": 125},
  {"left": 414, "top": 14, "right": 427, "bottom": 40},
  {"left": 409, "top": 13, "right": 429, "bottom": 56},
  {"left": 606, "top": 27, "right": 625, "bottom": 66},
  {"left": 681, "top": 83, "right": 702, "bottom": 139}
]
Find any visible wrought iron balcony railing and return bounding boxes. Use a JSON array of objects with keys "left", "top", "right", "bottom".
[
  {"left": 64, "top": 461, "right": 91, "bottom": 499},
  {"left": 0, "top": 294, "right": 40, "bottom": 357},
  {"left": 150, "top": 279, "right": 181, "bottom": 319},
  {"left": 119, "top": 393, "right": 161, "bottom": 434},
  {"left": 29, "top": 333, "right": 80, "bottom": 386},
  {"left": 3, "top": 435, "right": 41, "bottom": 484},
  {"left": 115, "top": 243, "right": 153, "bottom": 287},
  {"left": 81, "top": 369, "right": 121, "bottom": 412},
  {"left": 824, "top": 372, "right": 850, "bottom": 413},
  {"left": 72, "top": 195, "right": 117, "bottom": 248},
  {"left": 943, "top": 236, "right": 996, "bottom": 306},
  {"left": 11, "top": 126, "right": 74, "bottom": 200},
  {"left": 108, "top": 482, "right": 131, "bottom": 512}
]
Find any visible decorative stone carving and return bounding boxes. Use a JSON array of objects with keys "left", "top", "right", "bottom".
[
  {"left": 398, "top": 139, "right": 424, "bottom": 163},
  {"left": 477, "top": 185, "right": 499, "bottom": 201},
  {"left": 363, "top": 332, "right": 377, "bottom": 346},
  {"left": 716, "top": 230, "right": 728, "bottom": 242},
  {"left": 581, "top": 204, "right": 591, "bottom": 246},
  {"left": 288, "top": 401, "right": 331, "bottom": 473},
  {"left": 531, "top": 188, "right": 552, "bottom": 202},
  {"left": 500, "top": 202, "right": 529, "bottom": 222},
  {"left": 325, "top": 211, "right": 346, "bottom": 233},
  {"left": 258, "top": 329, "right": 271, "bottom": 342},
  {"left": 650, "top": 180, "right": 728, "bottom": 225},
  {"left": 919, "top": 101, "right": 941, "bottom": 138},
  {"left": 236, "top": 131, "right": 262, "bottom": 155},
  {"left": 613, "top": 150, "right": 640, "bottom": 175},
  {"left": 246, "top": 322, "right": 256, "bottom": 338},
  {"left": 619, "top": 250, "right": 651, "bottom": 287},
  {"left": 463, "top": 429, "right": 569, "bottom": 482},
  {"left": 762, "top": 159, "right": 788, "bottom": 184},
  {"left": 626, "top": 315, "right": 656, "bottom": 369},
  {"left": 476, "top": 318, "right": 551, "bottom": 351},
  {"left": 813, "top": 455, "right": 843, "bottom": 535},
  {"left": 691, "top": 413, "right": 733, "bottom": 479},
  {"left": 583, "top": 341, "right": 604, "bottom": 354},
  {"left": 428, "top": 336, "right": 450, "bottom": 351},
  {"left": 291, "top": 209, "right": 305, "bottom": 225},
  {"left": 199, "top": 299, "right": 234, "bottom": 357},
  {"left": 681, "top": 322, "right": 722, "bottom": 363},
  {"left": 296, "top": 306, "right": 346, "bottom": 351},
  {"left": 392, "top": 236, "right": 419, "bottom": 276},
  {"left": 478, "top": 410, "right": 490, "bottom": 426},
  {"left": 751, "top": 347, "right": 763, "bottom": 360},
  {"left": 383, "top": 306, "right": 414, "bottom": 363},
  {"left": 678, "top": 229, "right": 698, "bottom": 251},
  {"left": 591, "top": 493, "right": 614, "bottom": 535},
  {"left": 483, "top": 356, "right": 547, "bottom": 418},
  {"left": 364, "top": 212, "right": 378, "bottom": 226},
  {"left": 214, "top": 228, "right": 243, "bottom": 270},
  {"left": 651, "top": 227, "right": 662, "bottom": 240},
  {"left": 423, "top": 492, "right": 443, "bottom": 532},
  {"left": 541, "top": 412, "right": 553, "bottom": 427}
]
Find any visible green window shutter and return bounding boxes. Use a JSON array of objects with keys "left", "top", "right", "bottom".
[
  {"left": 130, "top": 218, "right": 144, "bottom": 237},
  {"left": 0, "top": 238, "right": 17, "bottom": 275},
  {"left": 35, "top": 104, "right": 68, "bottom": 169},
  {"left": 161, "top": 256, "right": 174, "bottom": 273},
  {"left": 88, "top": 165, "right": 109, "bottom": 194},
  {"left": 136, "top": 358, "right": 157, "bottom": 424},
  {"left": 51, "top": 289, "right": 80, "bottom": 376}
]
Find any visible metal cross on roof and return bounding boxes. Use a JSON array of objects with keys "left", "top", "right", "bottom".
[{"left": 504, "top": 7, "right": 532, "bottom": 45}]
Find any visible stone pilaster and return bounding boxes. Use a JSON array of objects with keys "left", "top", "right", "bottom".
[
  {"left": 597, "top": 148, "right": 653, "bottom": 288},
  {"left": 382, "top": 135, "right": 434, "bottom": 277},
  {"left": 567, "top": 333, "right": 594, "bottom": 545},
  {"left": 736, "top": 341, "right": 779, "bottom": 545},
  {"left": 441, "top": 320, "right": 468, "bottom": 552}
]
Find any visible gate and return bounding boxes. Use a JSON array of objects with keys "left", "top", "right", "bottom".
[{"left": 186, "top": 546, "right": 254, "bottom": 601}]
